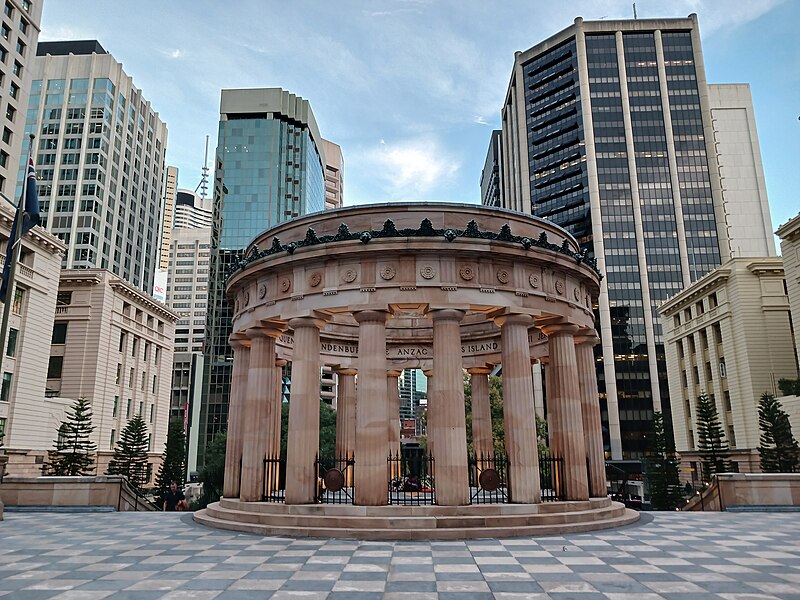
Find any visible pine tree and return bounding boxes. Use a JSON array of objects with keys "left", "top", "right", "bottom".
[
  {"left": 646, "top": 411, "right": 683, "bottom": 510},
  {"left": 107, "top": 414, "right": 150, "bottom": 489},
  {"left": 758, "top": 392, "right": 800, "bottom": 473},
  {"left": 154, "top": 420, "right": 187, "bottom": 507},
  {"left": 695, "top": 392, "right": 732, "bottom": 481},
  {"left": 47, "top": 397, "right": 97, "bottom": 476}
]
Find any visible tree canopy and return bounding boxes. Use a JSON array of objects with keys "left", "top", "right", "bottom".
[
  {"left": 758, "top": 392, "right": 800, "bottom": 473},
  {"left": 47, "top": 397, "right": 97, "bottom": 476}
]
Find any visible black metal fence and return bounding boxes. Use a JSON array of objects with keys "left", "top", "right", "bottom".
[
  {"left": 315, "top": 455, "right": 355, "bottom": 504},
  {"left": 262, "top": 456, "right": 286, "bottom": 502},
  {"left": 539, "top": 455, "right": 565, "bottom": 502},
  {"left": 388, "top": 451, "right": 436, "bottom": 505},
  {"left": 468, "top": 453, "right": 510, "bottom": 504}
]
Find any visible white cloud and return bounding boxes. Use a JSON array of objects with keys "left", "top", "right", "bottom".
[
  {"left": 38, "top": 24, "right": 93, "bottom": 42},
  {"left": 356, "top": 136, "right": 460, "bottom": 201}
]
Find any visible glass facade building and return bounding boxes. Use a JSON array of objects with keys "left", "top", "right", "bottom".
[
  {"left": 493, "top": 16, "right": 732, "bottom": 458},
  {"left": 199, "top": 88, "right": 326, "bottom": 461}
]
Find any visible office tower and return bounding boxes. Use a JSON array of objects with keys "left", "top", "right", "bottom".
[
  {"left": 200, "top": 88, "right": 326, "bottom": 459},
  {"left": 24, "top": 40, "right": 168, "bottom": 294},
  {"left": 480, "top": 130, "right": 503, "bottom": 208},
  {"left": 488, "top": 16, "right": 774, "bottom": 459},
  {"left": 322, "top": 138, "right": 343, "bottom": 210},
  {"left": 159, "top": 165, "right": 177, "bottom": 271},
  {"left": 0, "top": 0, "right": 43, "bottom": 196},
  {"left": 165, "top": 224, "right": 210, "bottom": 354},
  {"left": 174, "top": 189, "right": 212, "bottom": 228}
]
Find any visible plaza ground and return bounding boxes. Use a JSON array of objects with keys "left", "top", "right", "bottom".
[{"left": 1, "top": 511, "right": 799, "bottom": 599}]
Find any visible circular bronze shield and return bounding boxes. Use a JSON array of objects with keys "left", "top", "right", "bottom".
[
  {"left": 323, "top": 468, "right": 345, "bottom": 492},
  {"left": 479, "top": 468, "right": 501, "bottom": 491}
]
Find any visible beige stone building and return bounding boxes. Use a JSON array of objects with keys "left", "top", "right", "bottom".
[
  {"left": 777, "top": 213, "right": 800, "bottom": 357},
  {"left": 321, "top": 139, "right": 343, "bottom": 210},
  {"left": 43, "top": 269, "right": 178, "bottom": 483},
  {"left": 659, "top": 257, "right": 799, "bottom": 478},
  {"left": 0, "top": 201, "right": 66, "bottom": 468}
]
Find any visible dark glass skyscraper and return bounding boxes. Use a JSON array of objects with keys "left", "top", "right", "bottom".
[
  {"left": 489, "top": 16, "right": 736, "bottom": 458},
  {"left": 199, "top": 88, "right": 326, "bottom": 461}
]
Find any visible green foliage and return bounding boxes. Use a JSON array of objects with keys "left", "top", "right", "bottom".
[
  {"left": 758, "top": 392, "right": 800, "bottom": 473},
  {"left": 645, "top": 411, "right": 684, "bottom": 510},
  {"left": 106, "top": 414, "right": 149, "bottom": 489},
  {"left": 280, "top": 401, "right": 337, "bottom": 458},
  {"left": 778, "top": 378, "right": 800, "bottom": 397},
  {"left": 536, "top": 415, "right": 549, "bottom": 458},
  {"left": 196, "top": 431, "right": 226, "bottom": 509},
  {"left": 47, "top": 397, "right": 97, "bottom": 476},
  {"left": 154, "top": 420, "right": 187, "bottom": 507},
  {"left": 695, "top": 392, "right": 732, "bottom": 481}
]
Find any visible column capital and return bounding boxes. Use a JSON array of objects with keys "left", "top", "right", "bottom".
[
  {"left": 467, "top": 366, "right": 492, "bottom": 375},
  {"left": 494, "top": 313, "right": 534, "bottom": 328},
  {"left": 288, "top": 316, "right": 327, "bottom": 330},
  {"left": 538, "top": 320, "right": 580, "bottom": 337},
  {"left": 575, "top": 328, "right": 600, "bottom": 346},
  {"left": 275, "top": 358, "right": 288, "bottom": 368},
  {"left": 246, "top": 326, "right": 284, "bottom": 340},
  {"left": 334, "top": 367, "right": 357, "bottom": 376},
  {"left": 428, "top": 308, "right": 465, "bottom": 322},
  {"left": 352, "top": 309, "right": 390, "bottom": 324},
  {"left": 387, "top": 369, "right": 403, "bottom": 378},
  {"left": 229, "top": 333, "right": 250, "bottom": 350},
  {"left": 422, "top": 369, "right": 433, "bottom": 378}
]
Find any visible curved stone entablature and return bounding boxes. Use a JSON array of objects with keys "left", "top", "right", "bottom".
[{"left": 227, "top": 204, "right": 602, "bottom": 359}]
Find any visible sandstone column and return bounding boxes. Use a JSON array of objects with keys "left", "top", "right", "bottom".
[
  {"left": 265, "top": 357, "right": 287, "bottom": 499},
  {"left": 422, "top": 369, "right": 435, "bottom": 459},
  {"left": 541, "top": 321, "right": 589, "bottom": 501},
  {"left": 285, "top": 317, "right": 325, "bottom": 504},
  {"left": 223, "top": 335, "right": 250, "bottom": 498},
  {"left": 429, "top": 309, "right": 469, "bottom": 506},
  {"left": 387, "top": 370, "right": 402, "bottom": 479},
  {"left": 334, "top": 368, "right": 357, "bottom": 460},
  {"left": 354, "top": 310, "right": 389, "bottom": 506},
  {"left": 468, "top": 366, "right": 493, "bottom": 459},
  {"left": 240, "top": 327, "right": 280, "bottom": 502},
  {"left": 576, "top": 330, "right": 607, "bottom": 498},
  {"left": 497, "top": 313, "right": 540, "bottom": 504}
]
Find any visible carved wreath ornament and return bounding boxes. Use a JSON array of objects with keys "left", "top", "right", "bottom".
[
  {"left": 529, "top": 274, "right": 540, "bottom": 289},
  {"left": 555, "top": 280, "right": 565, "bottom": 295},
  {"left": 380, "top": 265, "right": 396, "bottom": 280},
  {"left": 420, "top": 265, "right": 436, "bottom": 280},
  {"left": 496, "top": 269, "right": 510, "bottom": 284},
  {"left": 309, "top": 272, "right": 322, "bottom": 287},
  {"left": 258, "top": 283, "right": 267, "bottom": 299},
  {"left": 342, "top": 269, "right": 357, "bottom": 283},
  {"left": 280, "top": 278, "right": 291, "bottom": 293},
  {"left": 459, "top": 265, "right": 474, "bottom": 281}
]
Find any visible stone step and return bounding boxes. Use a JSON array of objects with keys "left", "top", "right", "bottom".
[
  {"left": 203, "top": 502, "right": 629, "bottom": 532},
  {"left": 193, "top": 506, "right": 639, "bottom": 540},
  {"left": 3, "top": 505, "right": 117, "bottom": 513}
]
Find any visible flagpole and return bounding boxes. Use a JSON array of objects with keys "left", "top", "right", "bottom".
[{"left": 0, "top": 134, "right": 35, "bottom": 380}]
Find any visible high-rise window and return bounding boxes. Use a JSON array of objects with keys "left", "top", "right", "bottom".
[
  {"left": 0, "top": 372, "right": 11, "bottom": 401},
  {"left": 6, "top": 327, "right": 17, "bottom": 356}
]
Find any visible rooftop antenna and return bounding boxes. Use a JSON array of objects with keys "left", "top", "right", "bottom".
[
  {"left": 633, "top": 2, "right": 638, "bottom": 19},
  {"left": 194, "top": 135, "right": 210, "bottom": 200}
]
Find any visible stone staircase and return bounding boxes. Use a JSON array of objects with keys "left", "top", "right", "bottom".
[{"left": 194, "top": 497, "right": 639, "bottom": 540}]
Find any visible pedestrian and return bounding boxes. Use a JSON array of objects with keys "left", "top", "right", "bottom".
[
  {"left": 684, "top": 481, "right": 693, "bottom": 497},
  {"left": 164, "top": 481, "right": 188, "bottom": 511}
]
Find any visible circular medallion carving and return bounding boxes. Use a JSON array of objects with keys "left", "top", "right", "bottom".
[
  {"left": 459, "top": 265, "right": 474, "bottom": 281},
  {"left": 309, "top": 272, "right": 322, "bottom": 287},
  {"left": 342, "top": 269, "right": 357, "bottom": 283},
  {"left": 479, "top": 468, "right": 502, "bottom": 492},
  {"left": 258, "top": 283, "right": 267, "bottom": 299},
  {"left": 529, "top": 274, "right": 540, "bottom": 289},
  {"left": 420, "top": 265, "right": 436, "bottom": 280},
  {"left": 323, "top": 468, "right": 345, "bottom": 492},
  {"left": 280, "top": 278, "right": 291, "bottom": 293},
  {"left": 555, "top": 280, "right": 565, "bottom": 295},
  {"left": 243, "top": 291, "right": 250, "bottom": 306},
  {"left": 380, "top": 265, "right": 396, "bottom": 280},
  {"left": 573, "top": 287, "right": 580, "bottom": 301},
  {"left": 496, "top": 269, "right": 510, "bottom": 284}
]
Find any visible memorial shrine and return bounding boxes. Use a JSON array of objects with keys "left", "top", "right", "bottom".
[{"left": 194, "top": 203, "right": 638, "bottom": 538}]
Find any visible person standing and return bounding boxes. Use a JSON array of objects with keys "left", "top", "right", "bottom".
[{"left": 163, "top": 481, "right": 187, "bottom": 511}]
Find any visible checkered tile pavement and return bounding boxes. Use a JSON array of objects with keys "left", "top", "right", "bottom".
[{"left": 1, "top": 511, "right": 799, "bottom": 599}]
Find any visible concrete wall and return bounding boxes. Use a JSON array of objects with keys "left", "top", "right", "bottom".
[
  {"left": 0, "top": 475, "right": 158, "bottom": 511},
  {"left": 684, "top": 473, "right": 800, "bottom": 511}
]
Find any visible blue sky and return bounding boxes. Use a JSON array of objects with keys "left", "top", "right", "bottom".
[{"left": 40, "top": 0, "right": 799, "bottom": 234}]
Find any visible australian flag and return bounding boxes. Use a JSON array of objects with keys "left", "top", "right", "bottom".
[{"left": 0, "top": 156, "right": 41, "bottom": 302}]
